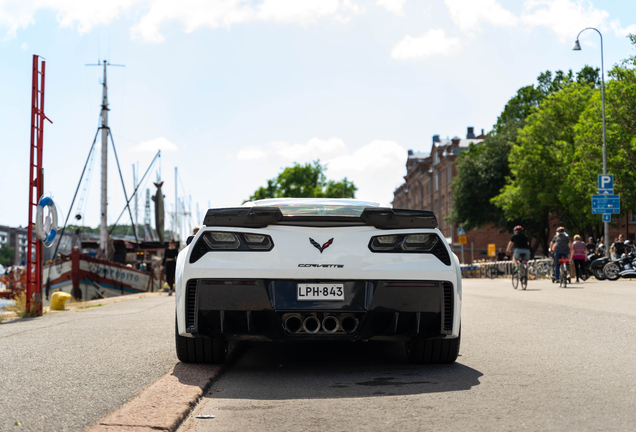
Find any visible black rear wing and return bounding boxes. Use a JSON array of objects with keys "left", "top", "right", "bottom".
[{"left": 203, "top": 207, "right": 438, "bottom": 229}]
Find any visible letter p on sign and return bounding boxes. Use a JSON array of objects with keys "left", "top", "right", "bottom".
[{"left": 598, "top": 174, "right": 613, "bottom": 190}]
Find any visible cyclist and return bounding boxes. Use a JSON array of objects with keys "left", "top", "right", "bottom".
[
  {"left": 506, "top": 225, "right": 530, "bottom": 270},
  {"left": 550, "top": 227, "right": 570, "bottom": 282}
]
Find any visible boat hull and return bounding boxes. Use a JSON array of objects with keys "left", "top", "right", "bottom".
[{"left": 43, "top": 250, "right": 161, "bottom": 302}]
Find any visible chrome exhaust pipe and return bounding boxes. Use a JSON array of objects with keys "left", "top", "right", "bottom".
[
  {"left": 322, "top": 315, "right": 339, "bottom": 334},
  {"left": 340, "top": 316, "right": 358, "bottom": 333},
  {"left": 284, "top": 315, "right": 303, "bottom": 334},
  {"left": 302, "top": 316, "right": 321, "bottom": 334}
]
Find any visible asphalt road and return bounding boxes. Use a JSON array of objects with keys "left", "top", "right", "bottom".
[
  {"left": 178, "top": 278, "right": 636, "bottom": 432},
  {"left": 0, "top": 294, "right": 177, "bottom": 432}
]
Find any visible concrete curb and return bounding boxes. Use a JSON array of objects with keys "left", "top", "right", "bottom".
[
  {"left": 1, "top": 292, "right": 166, "bottom": 322},
  {"left": 86, "top": 344, "right": 237, "bottom": 432}
]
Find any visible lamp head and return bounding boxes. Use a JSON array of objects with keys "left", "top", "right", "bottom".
[{"left": 572, "top": 39, "right": 582, "bottom": 51}]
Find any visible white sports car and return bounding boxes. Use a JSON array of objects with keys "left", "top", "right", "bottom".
[{"left": 175, "top": 198, "right": 462, "bottom": 364}]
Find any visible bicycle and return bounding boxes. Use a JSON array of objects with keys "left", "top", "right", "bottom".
[
  {"left": 558, "top": 257, "right": 570, "bottom": 288},
  {"left": 485, "top": 265, "right": 505, "bottom": 279},
  {"left": 512, "top": 253, "right": 529, "bottom": 290}
]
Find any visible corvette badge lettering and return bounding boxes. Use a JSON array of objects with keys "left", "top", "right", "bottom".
[
  {"left": 298, "top": 264, "right": 344, "bottom": 268},
  {"left": 309, "top": 237, "right": 333, "bottom": 253}
]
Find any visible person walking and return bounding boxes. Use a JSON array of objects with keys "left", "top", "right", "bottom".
[
  {"left": 550, "top": 227, "right": 570, "bottom": 283},
  {"left": 571, "top": 235, "right": 587, "bottom": 283},
  {"left": 163, "top": 238, "right": 179, "bottom": 296}
]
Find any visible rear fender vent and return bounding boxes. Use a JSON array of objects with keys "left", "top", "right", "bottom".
[
  {"left": 432, "top": 239, "right": 451, "bottom": 266},
  {"left": 186, "top": 279, "right": 198, "bottom": 330},
  {"left": 189, "top": 241, "right": 209, "bottom": 264},
  {"left": 442, "top": 282, "right": 453, "bottom": 332}
]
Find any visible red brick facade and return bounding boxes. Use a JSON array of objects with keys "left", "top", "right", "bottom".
[
  {"left": 392, "top": 128, "right": 636, "bottom": 263},
  {"left": 392, "top": 128, "right": 515, "bottom": 263}
]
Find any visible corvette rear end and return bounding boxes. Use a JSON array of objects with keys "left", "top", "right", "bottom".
[{"left": 175, "top": 198, "right": 461, "bottom": 364}]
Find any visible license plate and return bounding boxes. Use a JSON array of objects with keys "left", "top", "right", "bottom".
[{"left": 297, "top": 283, "right": 344, "bottom": 301}]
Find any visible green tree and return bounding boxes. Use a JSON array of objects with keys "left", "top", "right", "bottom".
[
  {"left": 574, "top": 35, "right": 636, "bottom": 230},
  {"left": 0, "top": 244, "right": 15, "bottom": 266},
  {"left": 493, "top": 82, "right": 596, "bottom": 253},
  {"left": 248, "top": 160, "right": 357, "bottom": 201},
  {"left": 450, "top": 68, "right": 597, "bottom": 254}
]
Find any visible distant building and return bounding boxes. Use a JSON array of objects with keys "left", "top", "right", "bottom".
[
  {"left": 393, "top": 127, "right": 636, "bottom": 262},
  {"left": 392, "top": 127, "right": 511, "bottom": 262},
  {"left": 0, "top": 225, "right": 31, "bottom": 265}
]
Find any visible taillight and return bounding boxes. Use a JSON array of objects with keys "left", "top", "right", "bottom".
[
  {"left": 190, "top": 231, "right": 275, "bottom": 263},
  {"left": 368, "top": 233, "right": 439, "bottom": 253}
]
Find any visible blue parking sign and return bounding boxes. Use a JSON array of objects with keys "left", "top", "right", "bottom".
[{"left": 598, "top": 174, "right": 613, "bottom": 190}]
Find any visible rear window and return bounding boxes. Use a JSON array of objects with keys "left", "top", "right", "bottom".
[{"left": 276, "top": 204, "right": 369, "bottom": 217}]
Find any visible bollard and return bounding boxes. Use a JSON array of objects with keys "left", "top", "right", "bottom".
[{"left": 50, "top": 292, "right": 72, "bottom": 310}]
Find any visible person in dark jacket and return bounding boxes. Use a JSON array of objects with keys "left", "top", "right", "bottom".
[{"left": 163, "top": 238, "right": 178, "bottom": 296}]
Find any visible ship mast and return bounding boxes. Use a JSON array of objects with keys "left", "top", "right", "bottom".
[{"left": 99, "top": 60, "right": 109, "bottom": 258}]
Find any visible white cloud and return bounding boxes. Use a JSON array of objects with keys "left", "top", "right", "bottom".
[
  {"left": 445, "top": 0, "right": 517, "bottom": 33},
  {"left": 611, "top": 19, "right": 636, "bottom": 38},
  {"left": 234, "top": 137, "right": 406, "bottom": 205},
  {"left": 272, "top": 137, "right": 348, "bottom": 161},
  {"left": 391, "top": 29, "right": 461, "bottom": 60},
  {"left": 236, "top": 146, "right": 268, "bottom": 161},
  {"left": 521, "top": 0, "right": 609, "bottom": 42},
  {"left": 376, "top": 0, "right": 406, "bottom": 17},
  {"left": 0, "top": 0, "right": 363, "bottom": 42},
  {"left": 129, "top": 136, "right": 179, "bottom": 153},
  {"left": 20, "top": 42, "right": 27, "bottom": 50}
]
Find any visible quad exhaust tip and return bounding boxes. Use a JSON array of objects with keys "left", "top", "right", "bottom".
[
  {"left": 302, "top": 316, "right": 321, "bottom": 334},
  {"left": 340, "top": 316, "right": 359, "bottom": 334},
  {"left": 322, "top": 315, "right": 339, "bottom": 334},
  {"left": 284, "top": 315, "right": 303, "bottom": 334}
]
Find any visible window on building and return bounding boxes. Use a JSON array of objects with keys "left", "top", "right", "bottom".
[
  {"left": 434, "top": 172, "right": 438, "bottom": 191},
  {"left": 631, "top": 210, "right": 636, "bottom": 223},
  {"left": 448, "top": 166, "right": 452, "bottom": 184}
]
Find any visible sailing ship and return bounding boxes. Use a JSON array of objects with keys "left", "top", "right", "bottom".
[{"left": 42, "top": 60, "right": 164, "bottom": 301}]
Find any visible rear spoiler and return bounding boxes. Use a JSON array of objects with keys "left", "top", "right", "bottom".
[{"left": 203, "top": 207, "right": 438, "bottom": 229}]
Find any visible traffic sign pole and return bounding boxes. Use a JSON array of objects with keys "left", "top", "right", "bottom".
[{"left": 598, "top": 175, "right": 612, "bottom": 257}]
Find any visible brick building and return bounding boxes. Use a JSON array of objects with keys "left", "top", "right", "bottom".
[
  {"left": 392, "top": 127, "right": 636, "bottom": 263},
  {"left": 0, "top": 225, "right": 30, "bottom": 265},
  {"left": 392, "top": 127, "right": 512, "bottom": 263}
]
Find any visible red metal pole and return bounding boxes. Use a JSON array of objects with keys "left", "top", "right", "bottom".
[{"left": 26, "top": 55, "right": 46, "bottom": 316}]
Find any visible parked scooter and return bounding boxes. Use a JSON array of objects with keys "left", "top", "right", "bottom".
[{"left": 589, "top": 245, "right": 608, "bottom": 280}]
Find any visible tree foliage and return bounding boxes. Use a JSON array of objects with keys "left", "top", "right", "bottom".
[
  {"left": 450, "top": 67, "right": 599, "bottom": 254},
  {"left": 0, "top": 244, "right": 15, "bottom": 266},
  {"left": 248, "top": 160, "right": 357, "bottom": 201},
  {"left": 493, "top": 82, "right": 595, "bottom": 253}
]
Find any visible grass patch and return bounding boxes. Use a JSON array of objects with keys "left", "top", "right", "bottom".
[{"left": 6, "top": 293, "right": 38, "bottom": 318}]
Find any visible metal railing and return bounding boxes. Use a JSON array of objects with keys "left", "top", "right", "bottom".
[{"left": 461, "top": 258, "right": 553, "bottom": 279}]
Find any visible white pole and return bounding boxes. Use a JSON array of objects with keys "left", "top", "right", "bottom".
[{"left": 99, "top": 60, "right": 109, "bottom": 258}]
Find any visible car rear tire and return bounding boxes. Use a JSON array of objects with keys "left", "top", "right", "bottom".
[
  {"left": 406, "top": 329, "right": 461, "bottom": 364},
  {"left": 175, "top": 316, "right": 227, "bottom": 364}
]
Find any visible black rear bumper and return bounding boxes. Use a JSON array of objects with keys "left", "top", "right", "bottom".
[{"left": 184, "top": 279, "right": 455, "bottom": 341}]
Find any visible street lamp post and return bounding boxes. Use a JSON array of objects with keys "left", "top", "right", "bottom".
[{"left": 573, "top": 27, "right": 609, "bottom": 257}]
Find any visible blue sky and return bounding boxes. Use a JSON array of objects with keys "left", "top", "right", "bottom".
[{"left": 1, "top": 0, "right": 635, "bottom": 233}]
